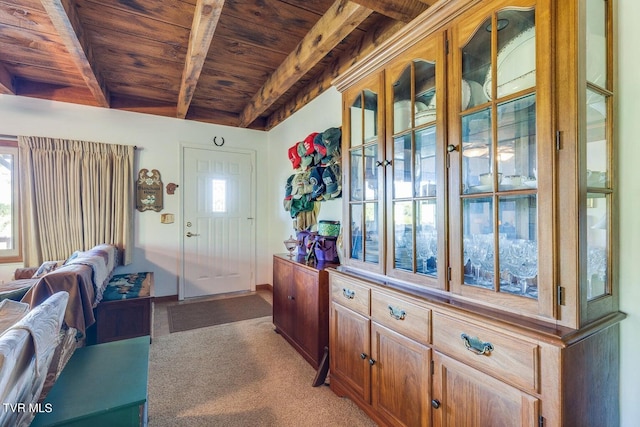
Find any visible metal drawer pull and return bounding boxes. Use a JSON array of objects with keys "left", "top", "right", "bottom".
[
  {"left": 461, "top": 333, "right": 494, "bottom": 355},
  {"left": 388, "top": 304, "right": 406, "bottom": 320},
  {"left": 342, "top": 288, "right": 355, "bottom": 299}
]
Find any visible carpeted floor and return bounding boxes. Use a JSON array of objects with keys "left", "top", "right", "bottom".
[
  {"left": 167, "top": 294, "right": 273, "bottom": 333},
  {"left": 148, "top": 316, "right": 376, "bottom": 427}
]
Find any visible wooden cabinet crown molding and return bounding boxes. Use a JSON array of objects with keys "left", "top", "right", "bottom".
[{"left": 332, "top": 0, "right": 482, "bottom": 93}]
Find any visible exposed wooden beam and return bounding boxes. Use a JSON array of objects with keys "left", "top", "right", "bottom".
[
  {"left": 238, "top": 0, "right": 373, "bottom": 128},
  {"left": 349, "top": 0, "right": 428, "bottom": 23},
  {"left": 266, "top": 16, "right": 405, "bottom": 130},
  {"left": 40, "top": 0, "right": 110, "bottom": 107},
  {"left": 177, "top": 0, "right": 224, "bottom": 119},
  {"left": 15, "top": 79, "right": 101, "bottom": 106},
  {"left": 0, "top": 64, "right": 15, "bottom": 95}
]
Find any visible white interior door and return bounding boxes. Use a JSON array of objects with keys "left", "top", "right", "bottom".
[{"left": 181, "top": 146, "right": 255, "bottom": 299}]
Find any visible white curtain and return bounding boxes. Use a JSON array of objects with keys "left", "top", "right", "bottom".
[{"left": 18, "top": 136, "right": 134, "bottom": 265}]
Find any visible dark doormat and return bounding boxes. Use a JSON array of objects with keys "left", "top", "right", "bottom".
[{"left": 168, "top": 294, "right": 272, "bottom": 333}]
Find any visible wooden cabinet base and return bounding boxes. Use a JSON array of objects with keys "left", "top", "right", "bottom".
[
  {"left": 272, "top": 255, "right": 333, "bottom": 369},
  {"left": 94, "top": 272, "right": 154, "bottom": 344}
]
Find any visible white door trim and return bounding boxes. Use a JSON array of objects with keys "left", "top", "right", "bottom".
[{"left": 179, "top": 143, "right": 256, "bottom": 300}]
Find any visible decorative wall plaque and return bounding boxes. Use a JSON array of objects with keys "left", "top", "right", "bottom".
[{"left": 136, "top": 168, "right": 163, "bottom": 212}]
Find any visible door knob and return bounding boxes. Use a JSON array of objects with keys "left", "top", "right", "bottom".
[{"left": 186, "top": 231, "right": 200, "bottom": 237}]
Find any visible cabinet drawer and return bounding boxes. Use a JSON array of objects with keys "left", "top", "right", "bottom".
[
  {"left": 330, "top": 275, "right": 370, "bottom": 316},
  {"left": 371, "top": 290, "right": 430, "bottom": 345},
  {"left": 432, "top": 312, "right": 539, "bottom": 393}
]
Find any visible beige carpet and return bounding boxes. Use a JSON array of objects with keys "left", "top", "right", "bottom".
[
  {"left": 148, "top": 316, "right": 376, "bottom": 427},
  {"left": 167, "top": 294, "right": 273, "bottom": 333}
]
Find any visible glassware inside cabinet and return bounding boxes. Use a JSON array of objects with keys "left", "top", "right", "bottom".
[
  {"left": 394, "top": 201, "right": 413, "bottom": 271},
  {"left": 497, "top": 195, "right": 538, "bottom": 299},
  {"left": 462, "top": 198, "right": 494, "bottom": 289},
  {"left": 587, "top": 193, "right": 608, "bottom": 300},
  {"left": 416, "top": 200, "right": 437, "bottom": 276}
]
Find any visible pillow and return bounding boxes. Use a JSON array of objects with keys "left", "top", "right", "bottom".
[
  {"left": 64, "top": 250, "right": 81, "bottom": 265},
  {"left": 31, "top": 261, "right": 59, "bottom": 279}
]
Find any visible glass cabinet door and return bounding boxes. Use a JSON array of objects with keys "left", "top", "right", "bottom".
[
  {"left": 343, "top": 72, "right": 385, "bottom": 274},
  {"left": 450, "top": 0, "right": 553, "bottom": 316},
  {"left": 584, "top": 0, "right": 613, "bottom": 302},
  {"left": 385, "top": 35, "right": 446, "bottom": 289}
]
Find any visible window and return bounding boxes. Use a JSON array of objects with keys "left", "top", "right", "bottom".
[{"left": 0, "top": 140, "right": 21, "bottom": 262}]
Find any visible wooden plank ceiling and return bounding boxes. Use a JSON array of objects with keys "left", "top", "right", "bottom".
[{"left": 0, "top": 0, "right": 436, "bottom": 130}]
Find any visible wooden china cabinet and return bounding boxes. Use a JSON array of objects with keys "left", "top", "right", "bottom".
[{"left": 329, "top": 0, "right": 623, "bottom": 426}]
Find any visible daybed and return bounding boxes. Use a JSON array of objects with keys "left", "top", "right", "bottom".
[
  {"left": 0, "top": 244, "right": 120, "bottom": 423},
  {"left": 0, "top": 292, "right": 69, "bottom": 427}
]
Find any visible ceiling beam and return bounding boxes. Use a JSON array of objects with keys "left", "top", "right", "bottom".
[
  {"left": 0, "top": 64, "right": 15, "bottom": 95},
  {"left": 177, "top": 0, "right": 224, "bottom": 119},
  {"left": 40, "top": 0, "right": 110, "bottom": 107},
  {"left": 266, "top": 16, "right": 405, "bottom": 130},
  {"left": 237, "top": 0, "right": 373, "bottom": 128},
  {"left": 348, "top": 0, "right": 428, "bottom": 23}
]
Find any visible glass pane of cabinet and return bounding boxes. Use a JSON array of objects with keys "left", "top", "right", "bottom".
[
  {"left": 462, "top": 109, "right": 492, "bottom": 193},
  {"left": 584, "top": 0, "right": 612, "bottom": 302},
  {"left": 389, "top": 54, "right": 441, "bottom": 281},
  {"left": 458, "top": 7, "right": 539, "bottom": 301},
  {"left": 586, "top": 0, "right": 607, "bottom": 87},
  {"left": 347, "top": 80, "right": 382, "bottom": 270}
]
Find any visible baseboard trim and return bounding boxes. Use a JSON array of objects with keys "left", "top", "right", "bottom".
[
  {"left": 153, "top": 295, "right": 179, "bottom": 304},
  {"left": 256, "top": 283, "right": 273, "bottom": 292}
]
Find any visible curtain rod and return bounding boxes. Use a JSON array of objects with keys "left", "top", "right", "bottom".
[{"left": 0, "top": 135, "right": 139, "bottom": 149}]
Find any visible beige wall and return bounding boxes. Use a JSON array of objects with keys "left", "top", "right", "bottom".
[{"left": 616, "top": 0, "right": 639, "bottom": 424}]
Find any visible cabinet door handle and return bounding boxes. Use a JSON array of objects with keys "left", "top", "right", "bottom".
[
  {"left": 461, "top": 333, "right": 494, "bottom": 355},
  {"left": 342, "top": 288, "right": 355, "bottom": 299},
  {"left": 360, "top": 353, "right": 367, "bottom": 360},
  {"left": 431, "top": 399, "right": 441, "bottom": 409},
  {"left": 388, "top": 304, "right": 406, "bottom": 320},
  {"left": 287, "top": 295, "right": 295, "bottom": 300},
  {"left": 369, "top": 358, "right": 376, "bottom": 366}
]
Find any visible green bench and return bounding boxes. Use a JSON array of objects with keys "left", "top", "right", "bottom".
[{"left": 31, "top": 335, "right": 150, "bottom": 427}]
